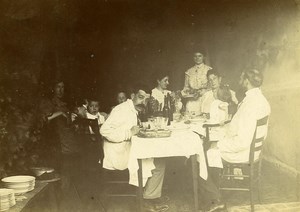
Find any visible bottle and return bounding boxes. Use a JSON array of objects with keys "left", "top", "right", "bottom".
[
  {"left": 168, "top": 93, "right": 174, "bottom": 123},
  {"left": 162, "top": 96, "right": 169, "bottom": 119}
]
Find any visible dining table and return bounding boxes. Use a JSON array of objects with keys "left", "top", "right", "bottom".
[{"left": 128, "top": 119, "right": 209, "bottom": 212}]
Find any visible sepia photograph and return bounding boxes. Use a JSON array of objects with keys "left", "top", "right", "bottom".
[{"left": 0, "top": 0, "right": 300, "bottom": 211}]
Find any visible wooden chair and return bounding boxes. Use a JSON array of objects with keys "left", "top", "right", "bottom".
[
  {"left": 74, "top": 118, "right": 138, "bottom": 209},
  {"left": 202, "top": 120, "right": 231, "bottom": 165},
  {"left": 73, "top": 118, "right": 103, "bottom": 163},
  {"left": 217, "top": 116, "right": 269, "bottom": 212}
]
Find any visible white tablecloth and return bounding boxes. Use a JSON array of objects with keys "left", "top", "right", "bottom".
[{"left": 128, "top": 129, "right": 207, "bottom": 186}]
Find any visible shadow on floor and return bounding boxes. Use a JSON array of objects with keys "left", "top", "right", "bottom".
[{"left": 65, "top": 157, "right": 297, "bottom": 212}]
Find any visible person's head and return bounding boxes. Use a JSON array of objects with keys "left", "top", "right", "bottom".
[
  {"left": 239, "top": 69, "right": 263, "bottom": 91},
  {"left": 130, "top": 83, "right": 150, "bottom": 112},
  {"left": 116, "top": 92, "right": 127, "bottom": 104},
  {"left": 207, "top": 69, "right": 222, "bottom": 90},
  {"left": 53, "top": 81, "right": 64, "bottom": 98},
  {"left": 87, "top": 99, "right": 100, "bottom": 115},
  {"left": 193, "top": 52, "right": 204, "bottom": 65},
  {"left": 155, "top": 72, "right": 170, "bottom": 91},
  {"left": 72, "top": 99, "right": 87, "bottom": 118},
  {"left": 75, "top": 106, "right": 87, "bottom": 118},
  {"left": 215, "top": 85, "right": 232, "bottom": 103}
]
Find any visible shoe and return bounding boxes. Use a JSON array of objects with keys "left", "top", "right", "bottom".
[
  {"left": 205, "top": 200, "right": 226, "bottom": 212},
  {"left": 143, "top": 201, "right": 169, "bottom": 212},
  {"left": 151, "top": 196, "right": 170, "bottom": 205}
]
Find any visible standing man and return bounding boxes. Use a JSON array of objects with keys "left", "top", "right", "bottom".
[
  {"left": 182, "top": 51, "right": 212, "bottom": 115},
  {"left": 100, "top": 84, "right": 169, "bottom": 212},
  {"left": 199, "top": 69, "right": 271, "bottom": 212}
]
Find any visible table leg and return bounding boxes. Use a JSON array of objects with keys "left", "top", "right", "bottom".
[
  {"left": 191, "top": 154, "right": 199, "bottom": 212},
  {"left": 138, "top": 159, "right": 144, "bottom": 212}
]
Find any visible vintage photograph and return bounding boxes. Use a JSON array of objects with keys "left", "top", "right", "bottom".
[{"left": 0, "top": 0, "right": 299, "bottom": 211}]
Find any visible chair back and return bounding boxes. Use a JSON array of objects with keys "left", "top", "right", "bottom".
[
  {"left": 249, "top": 116, "right": 269, "bottom": 164},
  {"left": 73, "top": 118, "right": 104, "bottom": 163},
  {"left": 74, "top": 118, "right": 101, "bottom": 136}
]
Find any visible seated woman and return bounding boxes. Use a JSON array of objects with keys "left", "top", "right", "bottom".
[
  {"left": 151, "top": 72, "right": 171, "bottom": 109},
  {"left": 38, "top": 80, "right": 80, "bottom": 206},
  {"left": 201, "top": 69, "right": 238, "bottom": 118}
]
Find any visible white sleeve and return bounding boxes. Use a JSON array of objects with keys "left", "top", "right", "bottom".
[
  {"left": 218, "top": 106, "right": 256, "bottom": 153},
  {"left": 100, "top": 107, "right": 132, "bottom": 143}
]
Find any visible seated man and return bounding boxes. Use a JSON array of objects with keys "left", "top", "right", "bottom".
[
  {"left": 100, "top": 84, "right": 169, "bottom": 212},
  {"left": 199, "top": 69, "right": 271, "bottom": 212}
]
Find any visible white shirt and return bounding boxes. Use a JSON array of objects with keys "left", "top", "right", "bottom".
[
  {"left": 182, "top": 63, "right": 212, "bottom": 115},
  {"left": 100, "top": 99, "right": 137, "bottom": 170},
  {"left": 217, "top": 88, "right": 271, "bottom": 163},
  {"left": 201, "top": 89, "right": 238, "bottom": 114},
  {"left": 151, "top": 88, "right": 171, "bottom": 108},
  {"left": 183, "top": 63, "right": 212, "bottom": 91}
]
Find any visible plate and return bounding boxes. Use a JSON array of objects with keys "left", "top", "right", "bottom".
[
  {"left": 2, "top": 176, "right": 35, "bottom": 183},
  {"left": 0, "top": 189, "right": 14, "bottom": 196},
  {"left": 137, "top": 129, "right": 172, "bottom": 138}
]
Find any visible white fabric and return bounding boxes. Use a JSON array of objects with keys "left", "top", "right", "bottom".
[
  {"left": 86, "top": 112, "right": 105, "bottom": 134},
  {"left": 200, "top": 89, "right": 238, "bottom": 114},
  {"left": 209, "top": 100, "right": 229, "bottom": 124},
  {"left": 151, "top": 88, "right": 171, "bottom": 109},
  {"left": 128, "top": 130, "right": 207, "bottom": 186},
  {"left": 86, "top": 112, "right": 105, "bottom": 125},
  {"left": 182, "top": 64, "right": 212, "bottom": 115},
  {"left": 100, "top": 99, "right": 137, "bottom": 170},
  {"left": 189, "top": 121, "right": 225, "bottom": 168},
  {"left": 183, "top": 64, "right": 212, "bottom": 90},
  {"left": 217, "top": 88, "right": 271, "bottom": 163},
  {"left": 207, "top": 148, "right": 223, "bottom": 168}
]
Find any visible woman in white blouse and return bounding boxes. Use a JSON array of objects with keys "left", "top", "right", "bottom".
[
  {"left": 182, "top": 51, "right": 212, "bottom": 115},
  {"left": 151, "top": 72, "right": 171, "bottom": 109}
]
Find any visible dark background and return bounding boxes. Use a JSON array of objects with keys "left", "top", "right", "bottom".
[
  {"left": 1, "top": 0, "right": 300, "bottom": 190},
  {"left": 1, "top": 0, "right": 298, "bottom": 110}
]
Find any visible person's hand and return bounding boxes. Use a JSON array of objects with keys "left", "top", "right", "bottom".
[
  {"left": 193, "top": 92, "right": 200, "bottom": 100},
  {"left": 61, "top": 111, "right": 68, "bottom": 119},
  {"left": 199, "top": 89, "right": 207, "bottom": 96},
  {"left": 130, "top": 126, "right": 140, "bottom": 136},
  {"left": 219, "top": 120, "right": 226, "bottom": 126}
]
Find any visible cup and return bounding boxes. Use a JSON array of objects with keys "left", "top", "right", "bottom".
[
  {"left": 147, "top": 118, "right": 155, "bottom": 130},
  {"left": 160, "top": 117, "right": 169, "bottom": 129},
  {"left": 141, "top": 122, "right": 150, "bottom": 129}
]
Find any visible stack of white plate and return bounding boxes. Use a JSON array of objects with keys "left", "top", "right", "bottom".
[
  {"left": 0, "top": 188, "right": 16, "bottom": 211},
  {"left": 1, "top": 176, "right": 35, "bottom": 195}
]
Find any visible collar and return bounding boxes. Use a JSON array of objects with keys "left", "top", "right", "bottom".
[
  {"left": 194, "top": 63, "right": 204, "bottom": 69},
  {"left": 154, "top": 87, "right": 167, "bottom": 95},
  {"left": 127, "top": 99, "right": 138, "bottom": 115},
  {"left": 245, "top": 87, "right": 261, "bottom": 97}
]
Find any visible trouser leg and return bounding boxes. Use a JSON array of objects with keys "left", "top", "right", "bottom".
[
  {"left": 198, "top": 167, "right": 221, "bottom": 202},
  {"left": 143, "top": 158, "right": 166, "bottom": 199}
]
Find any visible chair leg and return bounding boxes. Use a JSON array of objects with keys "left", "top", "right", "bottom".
[
  {"left": 297, "top": 173, "right": 300, "bottom": 201},
  {"left": 250, "top": 170, "right": 255, "bottom": 212},
  {"left": 257, "top": 161, "right": 262, "bottom": 204}
]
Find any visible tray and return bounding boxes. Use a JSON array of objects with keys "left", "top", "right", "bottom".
[{"left": 137, "top": 129, "right": 172, "bottom": 138}]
